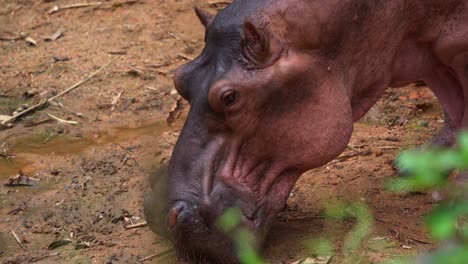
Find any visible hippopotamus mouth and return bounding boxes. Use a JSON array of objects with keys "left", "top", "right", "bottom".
[{"left": 144, "top": 137, "right": 283, "bottom": 262}]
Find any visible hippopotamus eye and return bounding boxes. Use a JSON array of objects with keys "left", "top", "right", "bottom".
[{"left": 222, "top": 91, "right": 238, "bottom": 106}]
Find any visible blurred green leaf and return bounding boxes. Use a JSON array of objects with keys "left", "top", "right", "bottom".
[
  {"left": 457, "top": 133, "right": 468, "bottom": 167},
  {"left": 218, "top": 208, "right": 265, "bottom": 264},
  {"left": 427, "top": 207, "right": 457, "bottom": 240},
  {"left": 325, "top": 200, "right": 348, "bottom": 220},
  {"left": 304, "top": 238, "right": 334, "bottom": 257},
  {"left": 217, "top": 207, "right": 242, "bottom": 233}
]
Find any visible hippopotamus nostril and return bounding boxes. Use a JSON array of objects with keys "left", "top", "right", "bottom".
[{"left": 167, "top": 201, "right": 188, "bottom": 229}]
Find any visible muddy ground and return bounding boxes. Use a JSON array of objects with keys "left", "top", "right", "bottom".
[{"left": 0, "top": 1, "right": 447, "bottom": 263}]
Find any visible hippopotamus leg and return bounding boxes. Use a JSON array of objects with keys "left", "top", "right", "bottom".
[
  {"left": 395, "top": 31, "right": 468, "bottom": 176},
  {"left": 455, "top": 54, "right": 468, "bottom": 129},
  {"left": 396, "top": 70, "right": 463, "bottom": 177},
  {"left": 422, "top": 64, "right": 464, "bottom": 148},
  {"left": 429, "top": 28, "right": 468, "bottom": 145},
  {"left": 454, "top": 53, "right": 468, "bottom": 183},
  {"left": 432, "top": 28, "right": 468, "bottom": 183}
]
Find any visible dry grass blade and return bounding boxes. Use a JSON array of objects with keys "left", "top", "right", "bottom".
[
  {"left": 46, "top": 113, "right": 78, "bottom": 125},
  {"left": 1, "top": 57, "right": 118, "bottom": 125}
]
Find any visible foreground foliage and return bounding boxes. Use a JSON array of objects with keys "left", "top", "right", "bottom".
[{"left": 219, "top": 134, "right": 468, "bottom": 264}]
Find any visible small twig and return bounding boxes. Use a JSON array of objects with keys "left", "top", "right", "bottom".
[
  {"left": 208, "top": 0, "right": 231, "bottom": 7},
  {"left": 0, "top": 99, "right": 47, "bottom": 126},
  {"left": 145, "top": 86, "right": 158, "bottom": 91},
  {"left": 10, "top": 228, "right": 25, "bottom": 249},
  {"left": 49, "top": 57, "right": 118, "bottom": 101},
  {"left": 0, "top": 150, "right": 15, "bottom": 159},
  {"left": 114, "top": 0, "right": 141, "bottom": 6},
  {"left": 24, "top": 118, "right": 52, "bottom": 127},
  {"left": 128, "top": 65, "right": 144, "bottom": 75},
  {"left": 125, "top": 221, "right": 148, "bottom": 229},
  {"left": 108, "top": 50, "right": 127, "bottom": 55},
  {"left": 144, "top": 62, "right": 170, "bottom": 69},
  {"left": 378, "top": 146, "right": 399, "bottom": 150},
  {"left": 409, "top": 237, "right": 432, "bottom": 245},
  {"left": 328, "top": 150, "right": 373, "bottom": 165},
  {"left": 46, "top": 113, "right": 78, "bottom": 125},
  {"left": 177, "top": 53, "right": 194, "bottom": 61},
  {"left": 167, "top": 32, "right": 179, "bottom": 40},
  {"left": 0, "top": 35, "right": 25, "bottom": 41},
  {"left": 1, "top": 57, "right": 118, "bottom": 125},
  {"left": 111, "top": 91, "right": 124, "bottom": 111},
  {"left": 48, "top": 2, "right": 103, "bottom": 15},
  {"left": 138, "top": 249, "right": 173, "bottom": 262},
  {"left": 32, "top": 252, "right": 59, "bottom": 263}
]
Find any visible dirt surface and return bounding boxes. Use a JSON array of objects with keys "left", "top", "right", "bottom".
[{"left": 0, "top": 1, "right": 446, "bottom": 263}]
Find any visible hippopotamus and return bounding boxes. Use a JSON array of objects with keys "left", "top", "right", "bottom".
[{"left": 144, "top": 0, "right": 468, "bottom": 262}]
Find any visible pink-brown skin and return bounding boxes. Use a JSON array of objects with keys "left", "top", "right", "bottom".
[{"left": 144, "top": 0, "right": 468, "bottom": 262}]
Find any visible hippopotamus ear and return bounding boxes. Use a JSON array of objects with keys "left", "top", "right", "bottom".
[
  {"left": 241, "top": 20, "right": 280, "bottom": 67},
  {"left": 194, "top": 5, "right": 213, "bottom": 28}
]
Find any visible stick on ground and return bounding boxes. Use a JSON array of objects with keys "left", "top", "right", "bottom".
[
  {"left": 138, "top": 249, "right": 173, "bottom": 263},
  {"left": 10, "top": 228, "right": 25, "bottom": 249},
  {"left": 1, "top": 57, "right": 118, "bottom": 125},
  {"left": 125, "top": 221, "right": 148, "bottom": 229},
  {"left": 49, "top": 2, "right": 103, "bottom": 15}
]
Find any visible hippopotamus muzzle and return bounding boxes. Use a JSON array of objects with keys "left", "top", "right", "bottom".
[{"left": 144, "top": 136, "right": 272, "bottom": 262}]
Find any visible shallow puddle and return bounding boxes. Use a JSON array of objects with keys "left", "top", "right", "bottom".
[
  {"left": 0, "top": 120, "right": 182, "bottom": 180},
  {"left": 0, "top": 158, "right": 24, "bottom": 180}
]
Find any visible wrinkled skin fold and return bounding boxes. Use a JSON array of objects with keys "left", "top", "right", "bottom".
[{"left": 144, "top": 0, "right": 468, "bottom": 263}]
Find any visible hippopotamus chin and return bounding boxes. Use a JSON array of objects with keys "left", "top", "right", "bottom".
[{"left": 145, "top": 0, "right": 468, "bottom": 262}]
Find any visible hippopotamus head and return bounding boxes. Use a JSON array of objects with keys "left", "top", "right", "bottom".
[{"left": 145, "top": 2, "right": 353, "bottom": 262}]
